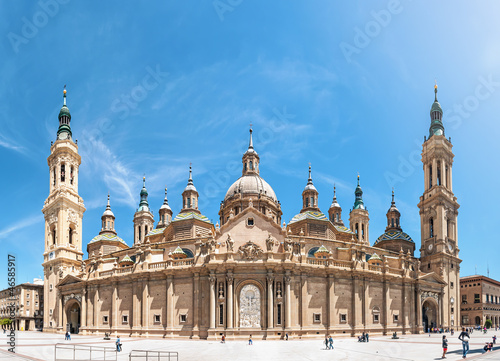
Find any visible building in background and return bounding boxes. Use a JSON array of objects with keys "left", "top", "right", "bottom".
[
  {"left": 0, "top": 279, "right": 44, "bottom": 331},
  {"left": 460, "top": 275, "right": 500, "bottom": 328},
  {"left": 42, "top": 85, "right": 461, "bottom": 338}
]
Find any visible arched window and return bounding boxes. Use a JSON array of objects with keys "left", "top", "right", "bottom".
[
  {"left": 187, "top": 197, "right": 191, "bottom": 207},
  {"left": 60, "top": 164, "right": 65, "bottom": 182},
  {"left": 391, "top": 218, "right": 394, "bottom": 227},
  {"left": 68, "top": 227, "right": 73, "bottom": 244},
  {"left": 429, "top": 218, "right": 434, "bottom": 238},
  {"left": 336, "top": 213, "right": 339, "bottom": 222},
  {"left": 182, "top": 248, "right": 194, "bottom": 258},
  {"left": 138, "top": 226, "right": 142, "bottom": 241},
  {"left": 305, "top": 197, "right": 309, "bottom": 207},
  {"left": 244, "top": 163, "right": 247, "bottom": 171},
  {"left": 437, "top": 166, "right": 441, "bottom": 186},
  {"left": 70, "top": 166, "right": 74, "bottom": 185},
  {"left": 52, "top": 228, "right": 56, "bottom": 245},
  {"left": 106, "top": 221, "right": 110, "bottom": 230},
  {"left": 53, "top": 167, "right": 56, "bottom": 186},
  {"left": 307, "top": 247, "right": 319, "bottom": 258},
  {"left": 362, "top": 224, "right": 365, "bottom": 238},
  {"left": 249, "top": 161, "right": 253, "bottom": 170},
  {"left": 429, "top": 165, "right": 432, "bottom": 189}
]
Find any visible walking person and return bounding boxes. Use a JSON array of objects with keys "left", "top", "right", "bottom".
[
  {"left": 366, "top": 332, "right": 369, "bottom": 342},
  {"left": 116, "top": 336, "right": 122, "bottom": 352},
  {"left": 329, "top": 335, "right": 334, "bottom": 350},
  {"left": 248, "top": 334, "right": 252, "bottom": 345},
  {"left": 324, "top": 336, "right": 329, "bottom": 350},
  {"left": 458, "top": 327, "right": 470, "bottom": 359},
  {"left": 442, "top": 335, "right": 448, "bottom": 359},
  {"left": 285, "top": 333, "right": 288, "bottom": 341}
]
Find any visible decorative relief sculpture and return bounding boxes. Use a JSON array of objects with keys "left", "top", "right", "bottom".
[
  {"left": 421, "top": 291, "right": 439, "bottom": 303},
  {"left": 226, "top": 233, "right": 234, "bottom": 252},
  {"left": 265, "top": 233, "right": 274, "bottom": 252},
  {"left": 238, "top": 241, "right": 263, "bottom": 260},
  {"left": 239, "top": 284, "right": 261, "bottom": 328},
  {"left": 219, "top": 282, "right": 225, "bottom": 299},
  {"left": 284, "top": 237, "right": 293, "bottom": 253},
  {"left": 63, "top": 293, "right": 82, "bottom": 304},
  {"left": 276, "top": 282, "right": 282, "bottom": 298},
  {"left": 67, "top": 209, "right": 78, "bottom": 225}
]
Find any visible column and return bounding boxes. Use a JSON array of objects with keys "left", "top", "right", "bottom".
[
  {"left": 94, "top": 286, "right": 99, "bottom": 331},
  {"left": 58, "top": 292, "right": 63, "bottom": 330},
  {"left": 300, "top": 274, "right": 307, "bottom": 329},
  {"left": 441, "top": 159, "right": 446, "bottom": 187},
  {"left": 327, "top": 275, "right": 335, "bottom": 330},
  {"left": 362, "top": 278, "right": 367, "bottom": 327},
  {"left": 267, "top": 274, "right": 274, "bottom": 330},
  {"left": 416, "top": 286, "right": 422, "bottom": 332},
  {"left": 132, "top": 281, "right": 140, "bottom": 330},
  {"left": 81, "top": 288, "right": 87, "bottom": 330},
  {"left": 401, "top": 282, "right": 406, "bottom": 334},
  {"left": 112, "top": 283, "right": 118, "bottom": 334},
  {"left": 440, "top": 292, "right": 444, "bottom": 327},
  {"left": 193, "top": 273, "right": 200, "bottom": 334},
  {"left": 166, "top": 276, "right": 174, "bottom": 330},
  {"left": 285, "top": 274, "right": 291, "bottom": 329},
  {"left": 432, "top": 158, "right": 437, "bottom": 187},
  {"left": 226, "top": 274, "right": 234, "bottom": 329},
  {"left": 449, "top": 165, "right": 453, "bottom": 191},
  {"left": 209, "top": 275, "right": 216, "bottom": 329},
  {"left": 383, "top": 280, "right": 389, "bottom": 335},
  {"left": 142, "top": 279, "right": 149, "bottom": 331}
]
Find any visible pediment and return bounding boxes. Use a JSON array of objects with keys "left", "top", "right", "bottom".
[
  {"left": 217, "top": 207, "right": 283, "bottom": 251},
  {"left": 57, "top": 274, "right": 83, "bottom": 287},
  {"left": 418, "top": 272, "right": 447, "bottom": 285}
]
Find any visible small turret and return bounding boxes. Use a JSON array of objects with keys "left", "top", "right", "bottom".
[
  {"left": 133, "top": 177, "right": 154, "bottom": 244},
  {"left": 100, "top": 194, "right": 116, "bottom": 235},
  {"left": 182, "top": 165, "right": 200, "bottom": 214},
  {"left": 328, "top": 185, "right": 344, "bottom": 226},
  {"left": 301, "top": 165, "right": 319, "bottom": 213},
  {"left": 158, "top": 187, "right": 173, "bottom": 228}
]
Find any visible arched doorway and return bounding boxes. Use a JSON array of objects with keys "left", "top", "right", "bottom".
[
  {"left": 66, "top": 301, "right": 81, "bottom": 334},
  {"left": 475, "top": 316, "right": 481, "bottom": 326},
  {"left": 422, "top": 298, "right": 438, "bottom": 331},
  {"left": 239, "top": 284, "right": 261, "bottom": 328}
]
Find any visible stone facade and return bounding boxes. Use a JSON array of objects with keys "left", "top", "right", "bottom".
[
  {"left": 0, "top": 281, "right": 44, "bottom": 331},
  {"left": 460, "top": 275, "right": 500, "bottom": 328},
  {"left": 43, "top": 86, "right": 461, "bottom": 338}
]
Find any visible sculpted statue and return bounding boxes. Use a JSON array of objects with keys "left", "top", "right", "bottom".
[
  {"left": 238, "top": 241, "right": 263, "bottom": 260},
  {"left": 226, "top": 233, "right": 234, "bottom": 252},
  {"left": 284, "top": 237, "right": 293, "bottom": 253},
  {"left": 266, "top": 233, "right": 274, "bottom": 252}
]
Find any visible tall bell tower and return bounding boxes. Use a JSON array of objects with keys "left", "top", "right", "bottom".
[
  {"left": 418, "top": 84, "right": 461, "bottom": 328},
  {"left": 42, "top": 87, "right": 86, "bottom": 332}
]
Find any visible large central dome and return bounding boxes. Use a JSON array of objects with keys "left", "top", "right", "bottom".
[{"left": 224, "top": 174, "right": 277, "bottom": 202}]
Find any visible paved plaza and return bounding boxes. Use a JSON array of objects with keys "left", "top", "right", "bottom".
[{"left": 0, "top": 331, "right": 499, "bottom": 361}]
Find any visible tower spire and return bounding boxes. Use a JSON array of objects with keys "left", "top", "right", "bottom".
[
  {"left": 138, "top": 176, "right": 150, "bottom": 212},
  {"left": 57, "top": 85, "right": 72, "bottom": 140},
  {"left": 307, "top": 164, "right": 313, "bottom": 185},
  {"left": 248, "top": 125, "right": 254, "bottom": 150},
  {"left": 429, "top": 82, "right": 444, "bottom": 138}
]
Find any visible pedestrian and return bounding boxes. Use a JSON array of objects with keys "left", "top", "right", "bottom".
[
  {"left": 493, "top": 335, "right": 496, "bottom": 344},
  {"left": 285, "top": 333, "right": 288, "bottom": 341},
  {"left": 366, "top": 332, "right": 369, "bottom": 342},
  {"left": 442, "top": 335, "right": 448, "bottom": 359},
  {"left": 325, "top": 336, "right": 329, "bottom": 350},
  {"left": 329, "top": 335, "right": 333, "bottom": 350},
  {"left": 248, "top": 334, "right": 252, "bottom": 345},
  {"left": 116, "top": 336, "right": 122, "bottom": 352},
  {"left": 458, "top": 327, "right": 470, "bottom": 359},
  {"left": 221, "top": 334, "right": 225, "bottom": 343}
]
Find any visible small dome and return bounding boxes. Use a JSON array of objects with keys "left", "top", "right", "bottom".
[
  {"left": 375, "top": 230, "right": 413, "bottom": 245},
  {"left": 103, "top": 208, "right": 114, "bottom": 217},
  {"left": 304, "top": 183, "right": 317, "bottom": 191},
  {"left": 58, "top": 105, "right": 71, "bottom": 119},
  {"left": 224, "top": 174, "right": 277, "bottom": 202},
  {"left": 430, "top": 101, "right": 443, "bottom": 114}
]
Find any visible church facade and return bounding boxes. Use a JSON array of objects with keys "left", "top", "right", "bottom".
[{"left": 42, "top": 86, "right": 461, "bottom": 339}]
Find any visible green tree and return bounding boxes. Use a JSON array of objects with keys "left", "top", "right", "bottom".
[{"left": 484, "top": 319, "right": 492, "bottom": 329}]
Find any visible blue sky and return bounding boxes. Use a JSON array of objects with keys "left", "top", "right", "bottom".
[{"left": 1, "top": 1, "right": 499, "bottom": 289}]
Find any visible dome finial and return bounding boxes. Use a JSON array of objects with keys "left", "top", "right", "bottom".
[
  {"left": 391, "top": 187, "right": 395, "bottom": 205},
  {"left": 307, "top": 162, "right": 313, "bottom": 185},
  {"left": 357, "top": 173, "right": 360, "bottom": 186},
  {"left": 434, "top": 80, "right": 438, "bottom": 102},
  {"left": 107, "top": 192, "right": 111, "bottom": 208},
  {"left": 333, "top": 184, "right": 337, "bottom": 198},
  {"left": 248, "top": 123, "right": 254, "bottom": 150},
  {"left": 188, "top": 163, "right": 193, "bottom": 185},
  {"left": 63, "top": 84, "right": 67, "bottom": 106}
]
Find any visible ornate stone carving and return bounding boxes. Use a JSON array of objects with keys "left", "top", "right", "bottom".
[
  {"left": 226, "top": 274, "right": 234, "bottom": 284},
  {"left": 284, "top": 237, "right": 293, "bottom": 253},
  {"left": 276, "top": 282, "right": 282, "bottom": 298},
  {"left": 219, "top": 282, "right": 225, "bottom": 299},
  {"left": 209, "top": 275, "right": 216, "bottom": 285},
  {"left": 421, "top": 291, "right": 439, "bottom": 303},
  {"left": 266, "top": 233, "right": 274, "bottom": 252},
  {"left": 226, "top": 233, "right": 234, "bottom": 252},
  {"left": 67, "top": 209, "right": 78, "bottom": 226},
  {"left": 239, "top": 284, "right": 261, "bottom": 328},
  {"left": 238, "top": 241, "right": 263, "bottom": 260},
  {"left": 48, "top": 212, "right": 58, "bottom": 225},
  {"left": 63, "top": 293, "right": 82, "bottom": 304}
]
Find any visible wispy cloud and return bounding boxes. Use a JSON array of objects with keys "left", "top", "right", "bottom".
[
  {"left": 0, "top": 133, "right": 27, "bottom": 154},
  {"left": 0, "top": 214, "right": 43, "bottom": 240}
]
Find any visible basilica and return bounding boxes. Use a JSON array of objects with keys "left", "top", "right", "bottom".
[{"left": 42, "top": 85, "right": 461, "bottom": 339}]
